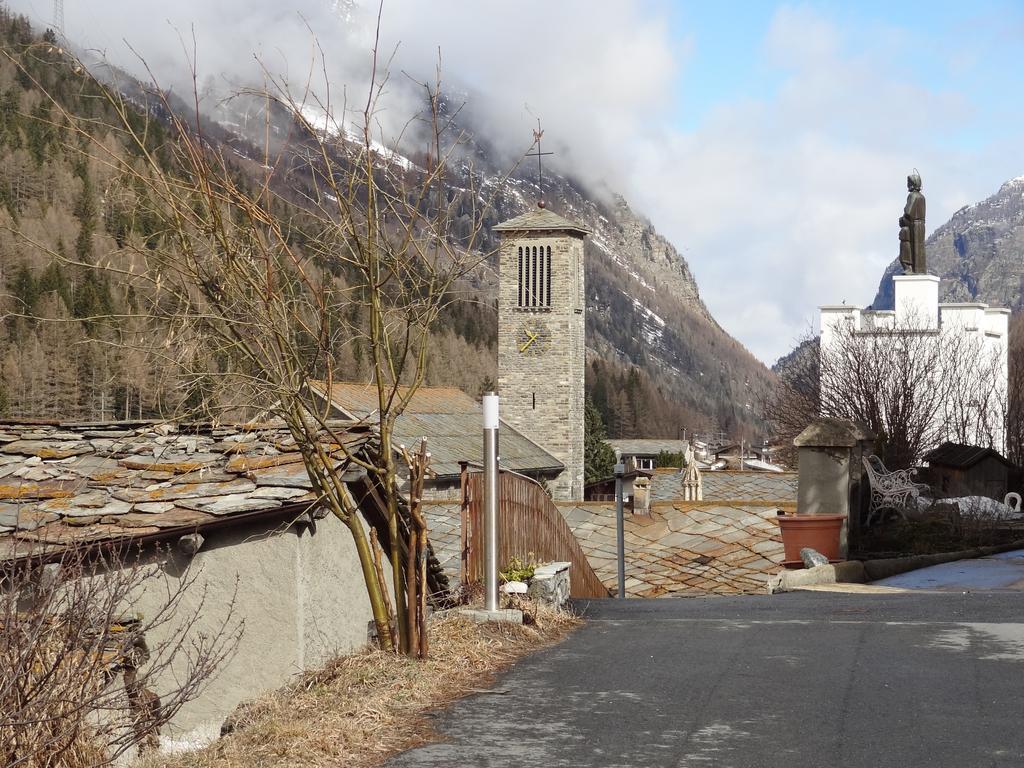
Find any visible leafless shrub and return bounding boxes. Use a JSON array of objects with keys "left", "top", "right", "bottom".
[
  {"left": 0, "top": 9, "right": 532, "bottom": 656},
  {"left": 767, "top": 311, "right": 1007, "bottom": 469},
  {"left": 1, "top": 539, "right": 240, "bottom": 767}
]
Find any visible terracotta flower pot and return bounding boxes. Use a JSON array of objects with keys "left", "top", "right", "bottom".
[{"left": 776, "top": 514, "right": 845, "bottom": 569}]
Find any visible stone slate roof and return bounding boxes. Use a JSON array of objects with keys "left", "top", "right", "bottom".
[
  {"left": 0, "top": 419, "right": 371, "bottom": 561},
  {"left": 923, "top": 442, "right": 1012, "bottom": 470},
  {"left": 794, "top": 417, "right": 873, "bottom": 447},
  {"left": 313, "top": 382, "right": 563, "bottom": 480},
  {"left": 560, "top": 502, "right": 785, "bottom": 597},
  {"left": 492, "top": 207, "right": 591, "bottom": 236},
  {"left": 425, "top": 469, "right": 798, "bottom": 596},
  {"left": 422, "top": 499, "right": 787, "bottom": 597},
  {"left": 650, "top": 470, "right": 798, "bottom": 503}
]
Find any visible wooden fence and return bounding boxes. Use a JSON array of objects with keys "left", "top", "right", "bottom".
[{"left": 460, "top": 466, "right": 609, "bottom": 598}]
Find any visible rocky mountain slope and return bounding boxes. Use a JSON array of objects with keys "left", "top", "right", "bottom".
[
  {"left": 0, "top": 9, "right": 774, "bottom": 440},
  {"left": 873, "top": 175, "right": 1024, "bottom": 309}
]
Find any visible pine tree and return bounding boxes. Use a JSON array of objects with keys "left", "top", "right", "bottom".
[
  {"left": 9, "top": 264, "right": 37, "bottom": 313},
  {"left": 584, "top": 397, "right": 616, "bottom": 484},
  {"left": 38, "top": 261, "right": 71, "bottom": 309},
  {"left": 73, "top": 166, "right": 96, "bottom": 262}
]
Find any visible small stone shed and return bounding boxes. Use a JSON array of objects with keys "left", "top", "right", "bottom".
[
  {"left": 0, "top": 419, "right": 448, "bottom": 749},
  {"left": 923, "top": 442, "right": 1013, "bottom": 501}
]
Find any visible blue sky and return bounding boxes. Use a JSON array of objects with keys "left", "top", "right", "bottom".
[
  {"left": 671, "top": 2, "right": 1023, "bottom": 148},
  {"left": 7, "top": 0, "right": 1024, "bottom": 363},
  {"left": 629, "top": 1, "right": 1024, "bottom": 362}
]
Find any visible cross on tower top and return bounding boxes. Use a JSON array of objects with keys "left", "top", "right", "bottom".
[{"left": 526, "top": 118, "right": 554, "bottom": 209}]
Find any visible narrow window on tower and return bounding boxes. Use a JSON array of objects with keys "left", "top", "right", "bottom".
[
  {"left": 545, "top": 246, "right": 552, "bottom": 307},
  {"left": 537, "top": 245, "right": 545, "bottom": 308},
  {"left": 517, "top": 246, "right": 523, "bottom": 307},
  {"left": 523, "top": 246, "right": 531, "bottom": 307},
  {"left": 532, "top": 246, "right": 539, "bottom": 307},
  {"left": 532, "top": 392, "right": 536, "bottom": 409}
]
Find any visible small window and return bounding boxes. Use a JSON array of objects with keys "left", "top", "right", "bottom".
[{"left": 517, "top": 243, "right": 552, "bottom": 309}]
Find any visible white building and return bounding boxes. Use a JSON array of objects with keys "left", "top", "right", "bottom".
[{"left": 820, "top": 273, "right": 1009, "bottom": 454}]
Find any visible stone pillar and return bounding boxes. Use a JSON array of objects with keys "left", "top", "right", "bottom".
[
  {"left": 893, "top": 274, "right": 939, "bottom": 328},
  {"left": 794, "top": 418, "right": 875, "bottom": 558}
]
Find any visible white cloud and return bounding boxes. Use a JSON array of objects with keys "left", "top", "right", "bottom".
[
  {"left": 7, "top": 0, "right": 1022, "bottom": 364},
  {"left": 626, "top": 6, "right": 1022, "bottom": 364}
]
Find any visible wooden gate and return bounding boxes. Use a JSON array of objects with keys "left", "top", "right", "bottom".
[{"left": 460, "top": 467, "right": 609, "bottom": 598}]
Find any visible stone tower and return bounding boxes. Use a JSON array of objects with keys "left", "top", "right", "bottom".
[{"left": 494, "top": 206, "right": 590, "bottom": 500}]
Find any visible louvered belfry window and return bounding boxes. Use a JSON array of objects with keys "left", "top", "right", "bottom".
[{"left": 517, "top": 245, "right": 552, "bottom": 309}]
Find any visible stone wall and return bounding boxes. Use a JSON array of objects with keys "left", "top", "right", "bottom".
[{"left": 497, "top": 230, "right": 586, "bottom": 500}]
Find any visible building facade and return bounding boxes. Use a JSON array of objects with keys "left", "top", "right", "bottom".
[
  {"left": 494, "top": 207, "right": 590, "bottom": 500},
  {"left": 820, "top": 274, "right": 1009, "bottom": 454}
]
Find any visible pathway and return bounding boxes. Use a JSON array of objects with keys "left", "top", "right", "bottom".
[{"left": 388, "top": 592, "right": 1024, "bottom": 768}]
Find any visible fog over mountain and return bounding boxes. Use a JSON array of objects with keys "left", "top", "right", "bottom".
[{"left": 6, "top": 0, "right": 1023, "bottom": 365}]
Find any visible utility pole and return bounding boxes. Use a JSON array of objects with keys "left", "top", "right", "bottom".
[
  {"left": 52, "top": 0, "right": 64, "bottom": 37},
  {"left": 614, "top": 458, "right": 626, "bottom": 598}
]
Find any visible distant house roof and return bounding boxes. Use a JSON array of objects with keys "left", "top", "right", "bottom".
[
  {"left": 492, "top": 207, "right": 591, "bottom": 237},
  {"left": 740, "top": 458, "right": 786, "bottom": 473},
  {"left": 311, "top": 382, "right": 563, "bottom": 480},
  {"left": 312, "top": 382, "right": 478, "bottom": 417},
  {"left": 606, "top": 439, "right": 689, "bottom": 458},
  {"left": 923, "top": 442, "right": 1012, "bottom": 470},
  {"left": 0, "top": 419, "right": 372, "bottom": 560}
]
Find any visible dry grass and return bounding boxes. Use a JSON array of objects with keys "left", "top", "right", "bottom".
[{"left": 143, "top": 601, "right": 580, "bottom": 768}]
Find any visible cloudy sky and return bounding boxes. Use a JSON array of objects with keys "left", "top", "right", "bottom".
[{"left": 8, "top": 0, "right": 1024, "bottom": 364}]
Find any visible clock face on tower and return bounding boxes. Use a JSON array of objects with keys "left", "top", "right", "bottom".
[{"left": 517, "top": 319, "right": 551, "bottom": 356}]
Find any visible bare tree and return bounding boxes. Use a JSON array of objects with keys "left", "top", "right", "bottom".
[
  {"left": 767, "top": 313, "right": 1007, "bottom": 469},
  {"left": 1, "top": 540, "right": 240, "bottom": 767},
  {"left": 2, "top": 22, "right": 523, "bottom": 654}
]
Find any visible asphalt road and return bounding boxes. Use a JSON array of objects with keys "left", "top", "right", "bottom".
[{"left": 387, "top": 593, "right": 1024, "bottom": 768}]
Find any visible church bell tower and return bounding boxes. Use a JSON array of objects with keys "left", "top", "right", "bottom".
[{"left": 494, "top": 204, "right": 590, "bottom": 500}]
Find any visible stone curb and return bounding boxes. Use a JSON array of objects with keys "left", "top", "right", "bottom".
[{"left": 767, "top": 539, "right": 1024, "bottom": 594}]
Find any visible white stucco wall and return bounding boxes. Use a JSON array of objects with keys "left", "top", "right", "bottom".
[
  {"left": 133, "top": 512, "right": 380, "bottom": 750},
  {"left": 819, "top": 275, "right": 1009, "bottom": 454}
]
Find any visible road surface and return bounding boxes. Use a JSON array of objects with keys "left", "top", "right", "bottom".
[{"left": 388, "top": 592, "right": 1024, "bottom": 767}]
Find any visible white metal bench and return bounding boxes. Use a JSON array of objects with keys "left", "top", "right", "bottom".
[{"left": 862, "top": 454, "right": 930, "bottom": 525}]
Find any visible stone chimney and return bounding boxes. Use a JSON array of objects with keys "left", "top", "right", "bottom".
[{"left": 632, "top": 475, "right": 651, "bottom": 515}]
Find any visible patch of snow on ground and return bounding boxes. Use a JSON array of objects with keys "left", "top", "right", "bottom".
[
  {"left": 632, "top": 298, "right": 666, "bottom": 327},
  {"left": 932, "top": 495, "right": 1024, "bottom": 520}
]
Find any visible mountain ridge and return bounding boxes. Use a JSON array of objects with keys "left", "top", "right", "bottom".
[
  {"left": 0, "top": 9, "right": 774, "bottom": 440},
  {"left": 872, "top": 175, "right": 1024, "bottom": 310}
]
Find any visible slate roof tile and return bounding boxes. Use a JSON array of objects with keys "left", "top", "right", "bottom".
[{"left": 0, "top": 418, "right": 374, "bottom": 559}]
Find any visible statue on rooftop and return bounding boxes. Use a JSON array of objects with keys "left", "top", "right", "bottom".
[{"left": 898, "top": 171, "right": 926, "bottom": 274}]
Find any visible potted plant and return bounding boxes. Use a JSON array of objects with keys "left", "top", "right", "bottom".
[{"left": 775, "top": 511, "right": 845, "bottom": 569}]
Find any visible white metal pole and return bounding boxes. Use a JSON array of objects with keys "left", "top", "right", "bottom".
[{"left": 482, "top": 392, "right": 500, "bottom": 612}]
